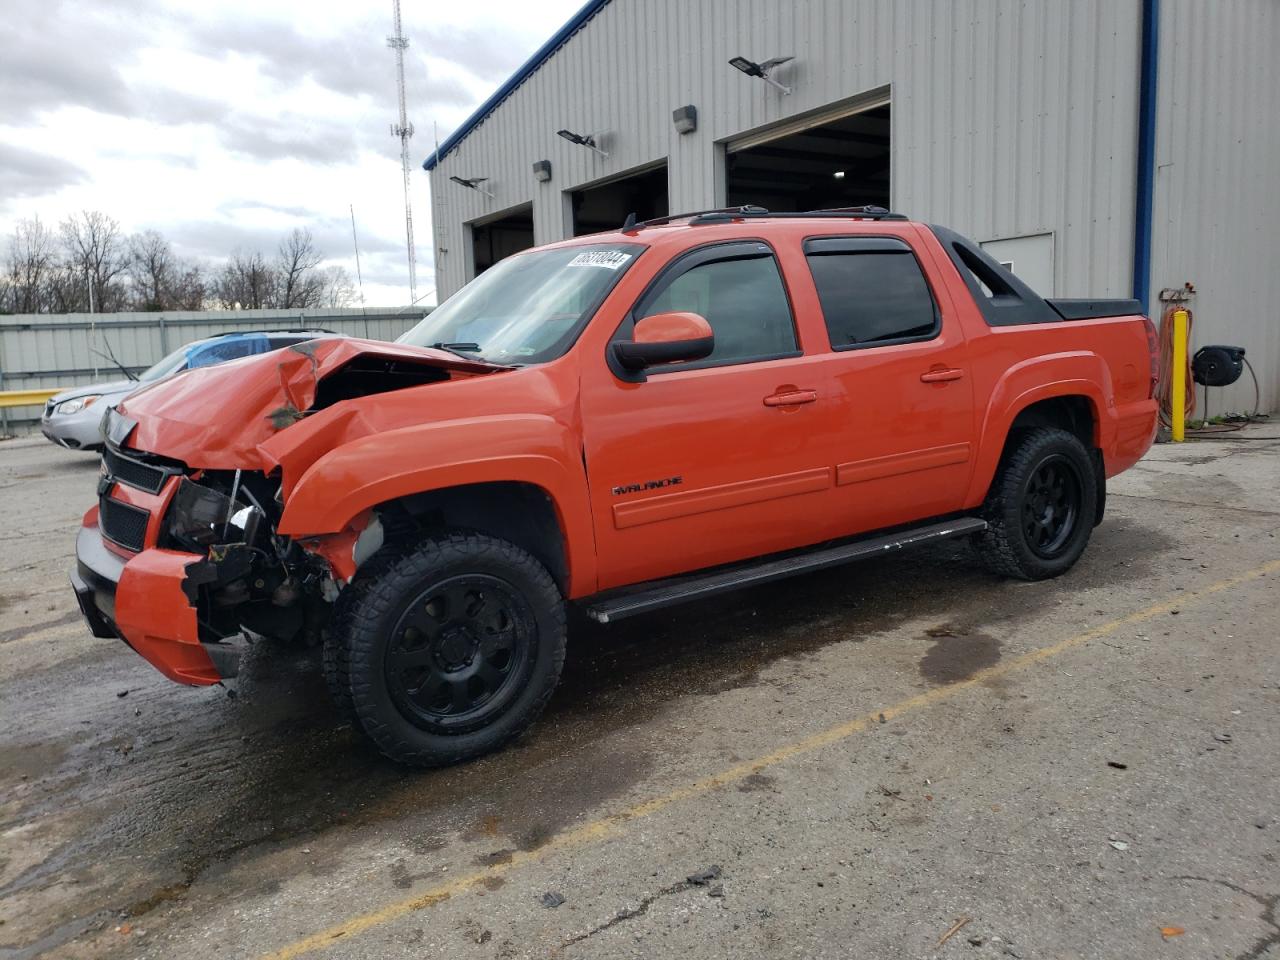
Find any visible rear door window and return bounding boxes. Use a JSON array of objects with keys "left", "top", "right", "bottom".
[{"left": 803, "top": 237, "right": 939, "bottom": 350}]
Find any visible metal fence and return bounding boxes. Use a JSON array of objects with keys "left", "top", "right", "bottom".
[{"left": 0, "top": 306, "right": 431, "bottom": 435}]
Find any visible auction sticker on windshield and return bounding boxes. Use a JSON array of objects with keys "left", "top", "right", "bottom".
[{"left": 567, "top": 250, "right": 633, "bottom": 269}]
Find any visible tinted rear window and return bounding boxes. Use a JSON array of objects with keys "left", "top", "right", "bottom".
[{"left": 804, "top": 239, "right": 938, "bottom": 349}]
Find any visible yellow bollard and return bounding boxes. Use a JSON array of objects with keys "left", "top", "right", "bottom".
[{"left": 1170, "top": 308, "right": 1189, "bottom": 442}]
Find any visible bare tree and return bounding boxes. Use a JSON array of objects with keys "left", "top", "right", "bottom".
[
  {"left": 45, "top": 260, "right": 90, "bottom": 313},
  {"left": 4, "top": 216, "right": 58, "bottom": 313},
  {"left": 319, "top": 265, "right": 356, "bottom": 308},
  {"left": 127, "top": 230, "right": 176, "bottom": 311},
  {"left": 60, "top": 210, "right": 128, "bottom": 312},
  {"left": 214, "top": 249, "right": 275, "bottom": 309},
  {"left": 2, "top": 214, "right": 336, "bottom": 315},
  {"left": 169, "top": 264, "right": 207, "bottom": 311},
  {"left": 275, "top": 228, "right": 324, "bottom": 309}
]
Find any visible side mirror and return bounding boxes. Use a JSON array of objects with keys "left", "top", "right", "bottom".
[{"left": 612, "top": 312, "right": 714, "bottom": 372}]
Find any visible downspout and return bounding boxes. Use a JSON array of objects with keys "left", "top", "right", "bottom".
[{"left": 1132, "top": 0, "right": 1160, "bottom": 315}]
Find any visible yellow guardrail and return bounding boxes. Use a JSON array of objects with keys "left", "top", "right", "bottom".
[{"left": 0, "top": 388, "right": 62, "bottom": 409}]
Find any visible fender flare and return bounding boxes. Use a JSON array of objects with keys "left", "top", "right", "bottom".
[
  {"left": 964, "top": 352, "right": 1117, "bottom": 507},
  {"left": 277, "top": 415, "right": 597, "bottom": 596}
]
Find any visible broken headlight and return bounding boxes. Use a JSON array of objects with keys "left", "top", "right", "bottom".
[{"left": 166, "top": 478, "right": 262, "bottom": 551}]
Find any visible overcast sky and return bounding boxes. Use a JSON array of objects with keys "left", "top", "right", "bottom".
[{"left": 0, "top": 0, "right": 586, "bottom": 306}]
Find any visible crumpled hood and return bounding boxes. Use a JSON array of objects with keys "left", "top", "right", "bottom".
[{"left": 116, "top": 337, "right": 505, "bottom": 470}]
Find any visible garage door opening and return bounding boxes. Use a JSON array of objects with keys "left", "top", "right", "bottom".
[
  {"left": 470, "top": 203, "right": 534, "bottom": 275},
  {"left": 571, "top": 163, "right": 668, "bottom": 236},
  {"left": 726, "top": 104, "right": 890, "bottom": 212}
]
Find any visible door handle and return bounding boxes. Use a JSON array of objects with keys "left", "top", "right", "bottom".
[
  {"left": 763, "top": 389, "right": 818, "bottom": 407},
  {"left": 920, "top": 368, "right": 964, "bottom": 383}
]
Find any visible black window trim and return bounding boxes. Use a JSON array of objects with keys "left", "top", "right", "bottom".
[
  {"left": 801, "top": 234, "right": 942, "bottom": 353},
  {"left": 928, "top": 224, "right": 1060, "bottom": 326},
  {"left": 607, "top": 238, "right": 802, "bottom": 382}
]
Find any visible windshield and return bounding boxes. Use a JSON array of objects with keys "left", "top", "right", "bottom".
[
  {"left": 398, "top": 243, "right": 644, "bottom": 365},
  {"left": 139, "top": 344, "right": 195, "bottom": 381}
]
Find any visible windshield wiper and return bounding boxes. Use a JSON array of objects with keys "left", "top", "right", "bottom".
[
  {"left": 430, "top": 341, "right": 482, "bottom": 360},
  {"left": 93, "top": 340, "right": 139, "bottom": 382}
]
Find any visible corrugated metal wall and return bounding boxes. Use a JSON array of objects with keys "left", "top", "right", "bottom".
[
  {"left": 0, "top": 307, "right": 427, "bottom": 433},
  {"left": 1150, "top": 0, "right": 1280, "bottom": 415},
  {"left": 431, "top": 0, "right": 1142, "bottom": 308}
]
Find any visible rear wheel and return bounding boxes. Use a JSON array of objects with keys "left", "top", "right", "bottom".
[
  {"left": 333, "top": 532, "right": 566, "bottom": 767},
  {"left": 973, "top": 427, "right": 1098, "bottom": 580}
]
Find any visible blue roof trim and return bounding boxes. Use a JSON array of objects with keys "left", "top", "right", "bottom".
[
  {"left": 1132, "top": 0, "right": 1159, "bottom": 315},
  {"left": 422, "top": 0, "right": 612, "bottom": 171}
]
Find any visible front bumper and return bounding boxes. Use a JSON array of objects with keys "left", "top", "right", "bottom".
[
  {"left": 41, "top": 409, "right": 106, "bottom": 450},
  {"left": 71, "top": 520, "right": 239, "bottom": 685}
]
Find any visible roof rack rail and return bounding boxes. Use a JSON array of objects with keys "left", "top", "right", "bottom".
[
  {"left": 619, "top": 204, "right": 908, "bottom": 233},
  {"left": 689, "top": 204, "right": 907, "bottom": 224},
  {"left": 621, "top": 205, "right": 770, "bottom": 233}
]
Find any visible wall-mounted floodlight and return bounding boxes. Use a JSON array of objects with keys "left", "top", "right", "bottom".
[
  {"left": 557, "top": 128, "right": 609, "bottom": 159},
  {"left": 672, "top": 104, "right": 697, "bottom": 135},
  {"left": 532, "top": 160, "right": 552, "bottom": 182},
  {"left": 449, "top": 175, "right": 494, "bottom": 199},
  {"left": 728, "top": 55, "right": 794, "bottom": 95}
]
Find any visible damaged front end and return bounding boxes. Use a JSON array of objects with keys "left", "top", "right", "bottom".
[
  {"left": 72, "top": 337, "right": 506, "bottom": 686},
  {"left": 168, "top": 470, "right": 339, "bottom": 651},
  {"left": 73, "top": 432, "right": 376, "bottom": 686}
]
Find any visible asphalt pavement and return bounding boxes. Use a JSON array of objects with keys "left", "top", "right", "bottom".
[{"left": 1, "top": 425, "right": 1277, "bottom": 960}]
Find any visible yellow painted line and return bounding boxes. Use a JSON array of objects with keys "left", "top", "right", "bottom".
[{"left": 261, "top": 558, "right": 1280, "bottom": 960}]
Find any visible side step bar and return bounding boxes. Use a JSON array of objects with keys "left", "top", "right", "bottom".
[{"left": 583, "top": 516, "right": 988, "bottom": 624}]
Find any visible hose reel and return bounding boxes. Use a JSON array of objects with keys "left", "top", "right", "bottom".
[{"left": 1192, "top": 345, "right": 1245, "bottom": 388}]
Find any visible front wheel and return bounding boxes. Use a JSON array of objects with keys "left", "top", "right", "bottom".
[
  {"left": 973, "top": 427, "right": 1098, "bottom": 580},
  {"left": 335, "top": 532, "right": 566, "bottom": 767}
]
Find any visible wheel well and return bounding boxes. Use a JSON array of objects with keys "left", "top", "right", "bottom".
[
  {"left": 1007, "top": 395, "right": 1096, "bottom": 448},
  {"left": 378, "top": 482, "right": 569, "bottom": 592},
  {"left": 1000, "top": 395, "right": 1106, "bottom": 526}
]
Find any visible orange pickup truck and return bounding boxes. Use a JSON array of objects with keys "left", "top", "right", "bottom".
[{"left": 72, "top": 207, "right": 1158, "bottom": 766}]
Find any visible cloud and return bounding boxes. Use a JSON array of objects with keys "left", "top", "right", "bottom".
[
  {"left": 216, "top": 112, "right": 361, "bottom": 166},
  {"left": 0, "top": 31, "right": 133, "bottom": 124},
  {"left": 0, "top": 144, "right": 89, "bottom": 199},
  {"left": 181, "top": 18, "right": 531, "bottom": 106},
  {"left": 0, "top": 0, "right": 588, "bottom": 304},
  {"left": 134, "top": 87, "right": 232, "bottom": 129},
  {"left": 0, "top": 0, "right": 153, "bottom": 123},
  {"left": 185, "top": 20, "right": 389, "bottom": 103},
  {"left": 421, "top": 26, "right": 544, "bottom": 86}
]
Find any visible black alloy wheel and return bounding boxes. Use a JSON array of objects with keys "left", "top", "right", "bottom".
[
  {"left": 331, "top": 531, "right": 566, "bottom": 767},
  {"left": 384, "top": 574, "right": 536, "bottom": 734},
  {"left": 1020, "top": 454, "right": 1083, "bottom": 558},
  {"left": 973, "top": 426, "right": 1099, "bottom": 581}
]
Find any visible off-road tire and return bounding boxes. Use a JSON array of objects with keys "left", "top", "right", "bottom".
[
  {"left": 336, "top": 532, "right": 566, "bottom": 767},
  {"left": 323, "top": 548, "right": 407, "bottom": 726},
  {"left": 973, "top": 427, "right": 1098, "bottom": 581}
]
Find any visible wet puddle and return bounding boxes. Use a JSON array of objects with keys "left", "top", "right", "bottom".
[{"left": 918, "top": 624, "right": 1003, "bottom": 684}]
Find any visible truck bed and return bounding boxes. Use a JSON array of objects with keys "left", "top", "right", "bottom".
[{"left": 1046, "top": 299, "right": 1144, "bottom": 320}]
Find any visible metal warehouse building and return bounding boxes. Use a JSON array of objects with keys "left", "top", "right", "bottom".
[{"left": 424, "top": 0, "right": 1280, "bottom": 413}]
